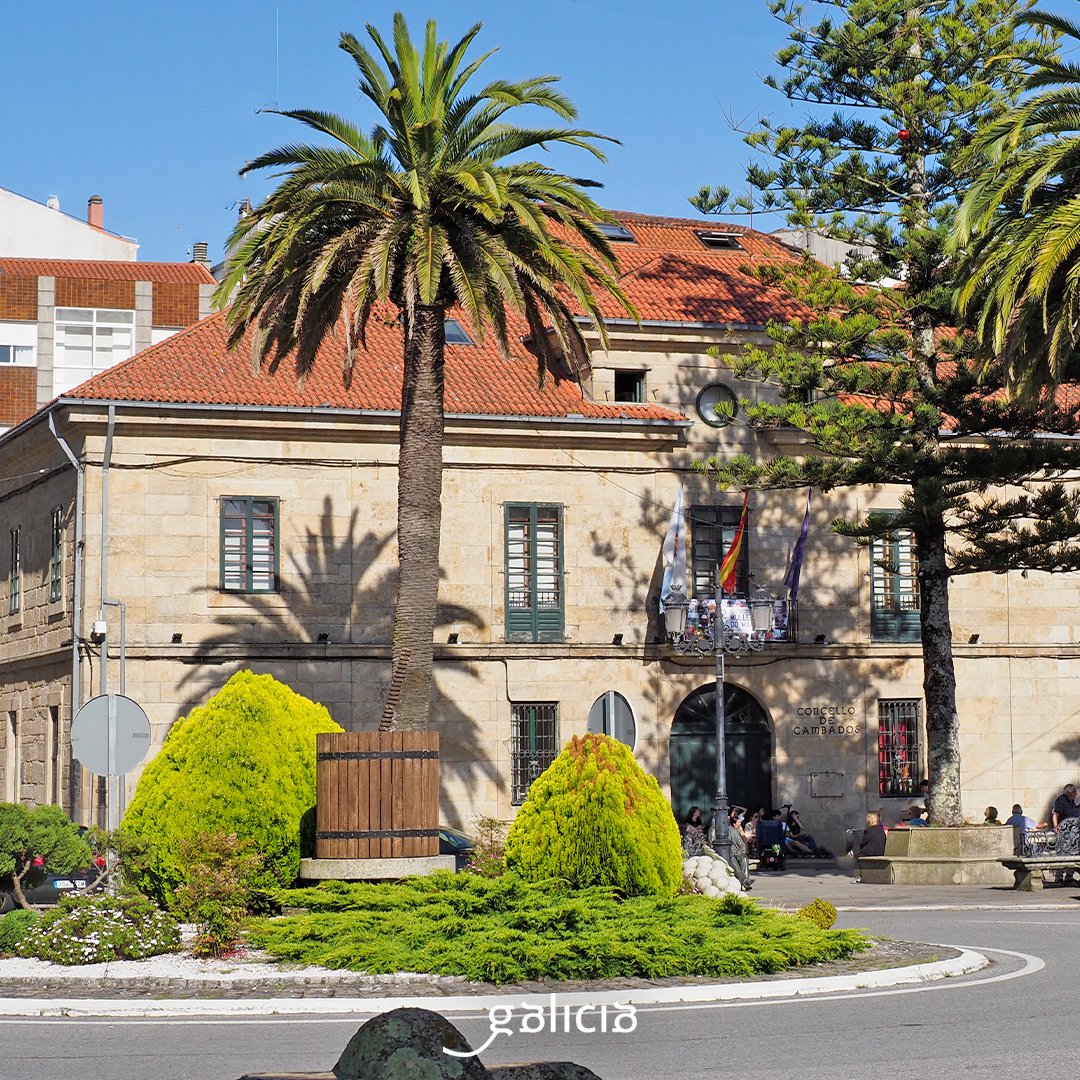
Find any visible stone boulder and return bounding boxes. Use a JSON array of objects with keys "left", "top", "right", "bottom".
[
  {"left": 333, "top": 1007, "right": 488, "bottom": 1078},
  {"left": 682, "top": 853, "right": 742, "bottom": 896}
]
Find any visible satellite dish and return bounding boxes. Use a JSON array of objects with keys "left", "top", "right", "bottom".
[{"left": 46, "top": 195, "right": 61, "bottom": 210}]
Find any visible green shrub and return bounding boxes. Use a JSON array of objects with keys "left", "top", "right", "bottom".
[
  {"left": 250, "top": 872, "right": 868, "bottom": 982},
  {"left": 463, "top": 815, "right": 508, "bottom": 878},
  {"left": 0, "top": 909, "right": 39, "bottom": 954},
  {"left": 18, "top": 892, "right": 180, "bottom": 965},
  {"left": 121, "top": 670, "right": 343, "bottom": 908},
  {"left": 796, "top": 898, "right": 838, "bottom": 930},
  {"left": 504, "top": 733, "right": 683, "bottom": 897}
]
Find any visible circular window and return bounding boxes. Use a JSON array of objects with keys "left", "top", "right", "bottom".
[
  {"left": 696, "top": 383, "right": 739, "bottom": 428},
  {"left": 587, "top": 691, "right": 636, "bottom": 750}
]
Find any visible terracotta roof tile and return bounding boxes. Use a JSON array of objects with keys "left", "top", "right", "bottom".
[
  {"left": 0, "top": 257, "right": 215, "bottom": 284},
  {"left": 60, "top": 211, "right": 810, "bottom": 421},
  {"left": 64, "top": 308, "right": 685, "bottom": 423}
]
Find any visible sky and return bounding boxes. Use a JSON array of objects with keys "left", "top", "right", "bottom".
[{"left": 3, "top": 0, "right": 1077, "bottom": 263}]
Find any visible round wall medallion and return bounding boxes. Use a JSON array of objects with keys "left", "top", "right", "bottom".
[{"left": 696, "top": 383, "right": 739, "bottom": 427}]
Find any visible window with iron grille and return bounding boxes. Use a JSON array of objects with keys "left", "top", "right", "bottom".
[
  {"left": 870, "top": 522, "right": 920, "bottom": 642},
  {"left": 8, "top": 527, "right": 20, "bottom": 615},
  {"left": 505, "top": 504, "right": 563, "bottom": 642},
  {"left": 691, "top": 505, "right": 749, "bottom": 598},
  {"left": 49, "top": 507, "right": 63, "bottom": 603},
  {"left": 510, "top": 702, "right": 559, "bottom": 804},
  {"left": 220, "top": 497, "right": 279, "bottom": 593},
  {"left": 878, "top": 699, "right": 922, "bottom": 798}
]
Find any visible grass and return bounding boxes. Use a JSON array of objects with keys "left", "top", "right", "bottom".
[{"left": 248, "top": 872, "right": 869, "bottom": 984}]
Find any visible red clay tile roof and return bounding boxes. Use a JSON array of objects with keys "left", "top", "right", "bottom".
[
  {"left": 64, "top": 308, "right": 685, "bottom": 422},
  {"left": 59, "top": 211, "right": 807, "bottom": 420},
  {"left": 0, "top": 257, "right": 215, "bottom": 284}
]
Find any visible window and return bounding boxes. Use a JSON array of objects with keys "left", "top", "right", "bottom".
[
  {"left": 505, "top": 504, "right": 564, "bottom": 642},
  {"left": 443, "top": 318, "right": 474, "bottom": 345},
  {"left": 48, "top": 705, "right": 60, "bottom": 805},
  {"left": 49, "top": 506, "right": 63, "bottom": 603},
  {"left": 8, "top": 527, "right": 20, "bottom": 615},
  {"left": 695, "top": 383, "right": 739, "bottom": 427},
  {"left": 0, "top": 345, "right": 33, "bottom": 365},
  {"left": 220, "top": 497, "right": 279, "bottom": 593},
  {"left": 53, "top": 307, "right": 135, "bottom": 396},
  {"left": 695, "top": 230, "right": 744, "bottom": 251},
  {"left": 587, "top": 691, "right": 636, "bottom": 749},
  {"left": 871, "top": 523, "right": 920, "bottom": 641},
  {"left": 878, "top": 699, "right": 921, "bottom": 798},
  {"left": 690, "top": 505, "right": 749, "bottom": 599},
  {"left": 613, "top": 370, "right": 645, "bottom": 403},
  {"left": 594, "top": 222, "right": 636, "bottom": 243},
  {"left": 511, "top": 702, "right": 559, "bottom": 804}
]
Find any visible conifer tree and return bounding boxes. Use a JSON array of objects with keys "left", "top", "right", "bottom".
[{"left": 694, "top": 0, "right": 1080, "bottom": 824}]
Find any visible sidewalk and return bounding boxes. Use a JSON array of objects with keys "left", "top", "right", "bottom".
[{"left": 748, "top": 855, "right": 1080, "bottom": 910}]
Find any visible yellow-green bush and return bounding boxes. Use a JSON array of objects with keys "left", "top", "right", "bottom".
[
  {"left": 504, "top": 733, "right": 683, "bottom": 897},
  {"left": 121, "top": 671, "right": 342, "bottom": 907},
  {"left": 796, "top": 898, "right": 838, "bottom": 929}
]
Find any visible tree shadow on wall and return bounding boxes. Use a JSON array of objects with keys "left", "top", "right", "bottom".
[{"left": 174, "top": 495, "right": 498, "bottom": 818}]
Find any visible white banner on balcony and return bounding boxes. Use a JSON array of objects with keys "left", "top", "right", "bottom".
[{"left": 659, "top": 484, "right": 687, "bottom": 614}]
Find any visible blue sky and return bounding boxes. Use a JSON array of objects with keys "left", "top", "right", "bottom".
[{"left": 2, "top": 0, "right": 1075, "bottom": 262}]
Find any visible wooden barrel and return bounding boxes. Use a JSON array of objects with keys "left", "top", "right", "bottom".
[{"left": 315, "top": 731, "right": 440, "bottom": 859}]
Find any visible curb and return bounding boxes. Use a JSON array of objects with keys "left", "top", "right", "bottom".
[{"left": 0, "top": 948, "right": 988, "bottom": 1017}]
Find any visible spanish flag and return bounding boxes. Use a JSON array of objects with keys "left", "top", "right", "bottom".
[{"left": 718, "top": 490, "right": 749, "bottom": 595}]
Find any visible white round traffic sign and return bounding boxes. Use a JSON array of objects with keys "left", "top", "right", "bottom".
[{"left": 70, "top": 694, "right": 152, "bottom": 776}]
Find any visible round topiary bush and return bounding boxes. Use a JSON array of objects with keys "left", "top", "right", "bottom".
[
  {"left": 504, "top": 733, "right": 683, "bottom": 897},
  {"left": 796, "top": 897, "right": 838, "bottom": 929},
  {"left": 121, "top": 670, "right": 342, "bottom": 907},
  {"left": 0, "top": 909, "right": 39, "bottom": 955}
]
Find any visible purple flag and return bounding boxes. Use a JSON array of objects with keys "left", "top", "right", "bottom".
[{"left": 784, "top": 489, "right": 812, "bottom": 602}]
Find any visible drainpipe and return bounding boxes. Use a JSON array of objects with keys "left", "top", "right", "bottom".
[
  {"left": 47, "top": 410, "right": 85, "bottom": 822},
  {"left": 99, "top": 405, "right": 126, "bottom": 834}
]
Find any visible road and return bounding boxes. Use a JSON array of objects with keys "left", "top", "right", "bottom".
[{"left": 1, "top": 904, "right": 1075, "bottom": 1080}]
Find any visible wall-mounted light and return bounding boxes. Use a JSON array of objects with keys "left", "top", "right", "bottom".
[
  {"left": 316, "top": 632, "right": 330, "bottom": 644},
  {"left": 447, "top": 632, "right": 459, "bottom": 644},
  {"left": 612, "top": 633, "right": 624, "bottom": 645},
  {"left": 968, "top": 633, "right": 980, "bottom": 644},
  {"left": 171, "top": 632, "right": 183, "bottom": 644}
]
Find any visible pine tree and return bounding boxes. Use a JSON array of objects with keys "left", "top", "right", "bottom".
[{"left": 694, "top": 0, "right": 1077, "bottom": 824}]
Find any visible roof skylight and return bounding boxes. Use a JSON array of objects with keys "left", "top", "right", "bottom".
[
  {"left": 695, "top": 230, "right": 744, "bottom": 251},
  {"left": 594, "top": 222, "right": 636, "bottom": 243},
  {"left": 444, "top": 318, "right": 474, "bottom": 345}
]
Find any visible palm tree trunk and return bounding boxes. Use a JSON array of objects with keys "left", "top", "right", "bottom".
[
  {"left": 916, "top": 509, "right": 963, "bottom": 824},
  {"left": 383, "top": 304, "right": 445, "bottom": 732}
]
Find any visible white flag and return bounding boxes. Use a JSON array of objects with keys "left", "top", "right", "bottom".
[{"left": 659, "top": 485, "right": 687, "bottom": 613}]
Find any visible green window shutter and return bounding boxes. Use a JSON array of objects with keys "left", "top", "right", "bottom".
[
  {"left": 505, "top": 504, "right": 564, "bottom": 643},
  {"left": 220, "top": 497, "right": 279, "bottom": 593},
  {"left": 870, "top": 523, "right": 921, "bottom": 642},
  {"left": 49, "top": 507, "right": 63, "bottom": 603}
]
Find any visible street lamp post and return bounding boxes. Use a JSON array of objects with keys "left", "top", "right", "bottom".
[{"left": 663, "top": 583, "right": 775, "bottom": 869}]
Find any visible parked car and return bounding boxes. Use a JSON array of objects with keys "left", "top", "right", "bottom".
[
  {"left": 0, "top": 836, "right": 106, "bottom": 913},
  {"left": 438, "top": 826, "right": 475, "bottom": 871}
]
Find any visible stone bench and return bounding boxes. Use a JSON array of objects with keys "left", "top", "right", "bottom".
[{"left": 1000, "top": 856, "right": 1080, "bottom": 891}]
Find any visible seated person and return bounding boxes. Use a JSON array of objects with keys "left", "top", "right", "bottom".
[
  {"left": 682, "top": 806, "right": 707, "bottom": 857},
  {"left": 1004, "top": 803, "right": 1038, "bottom": 831},
  {"left": 858, "top": 810, "right": 888, "bottom": 857},
  {"left": 901, "top": 804, "right": 929, "bottom": 827},
  {"left": 785, "top": 809, "right": 834, "bottom": 858},
  {"left": 983, "top": 805, "right": 1003, "bottom": 826}
]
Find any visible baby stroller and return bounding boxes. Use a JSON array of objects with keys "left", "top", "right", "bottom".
[{"left": 755, "top": 819, "right": 787, "bottom": 871}]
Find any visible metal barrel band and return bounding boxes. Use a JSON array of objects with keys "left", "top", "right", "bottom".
[
  {"left": 316, "top": 828, "right": 440, "bottom": 840},
  {"left": 316, "top": 749, "right": 440, "bottom": 761}
]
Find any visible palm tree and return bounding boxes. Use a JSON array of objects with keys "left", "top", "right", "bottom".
[
  {"left": 216, "top": 13, "right": 633, "bottom": 731},
  {"left": 953, "top": 9, "right": 1080, "bottom": 397}
]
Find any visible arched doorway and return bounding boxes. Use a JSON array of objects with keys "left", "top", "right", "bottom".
[{"left": 669, "top": 683, "right": 773, "bottom": 823}]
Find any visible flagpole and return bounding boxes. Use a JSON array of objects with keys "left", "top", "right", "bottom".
[{"left": 712, "top": 571, "right": 732, "bottom": 867}]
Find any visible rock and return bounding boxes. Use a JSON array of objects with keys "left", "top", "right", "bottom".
[{"left": 332, "top": 1007, "right": 488, "bottom": 1078}]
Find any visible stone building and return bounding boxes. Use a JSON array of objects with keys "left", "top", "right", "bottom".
[{"left": 1, "top": 210, "right": 1078, "bottom": 851}]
